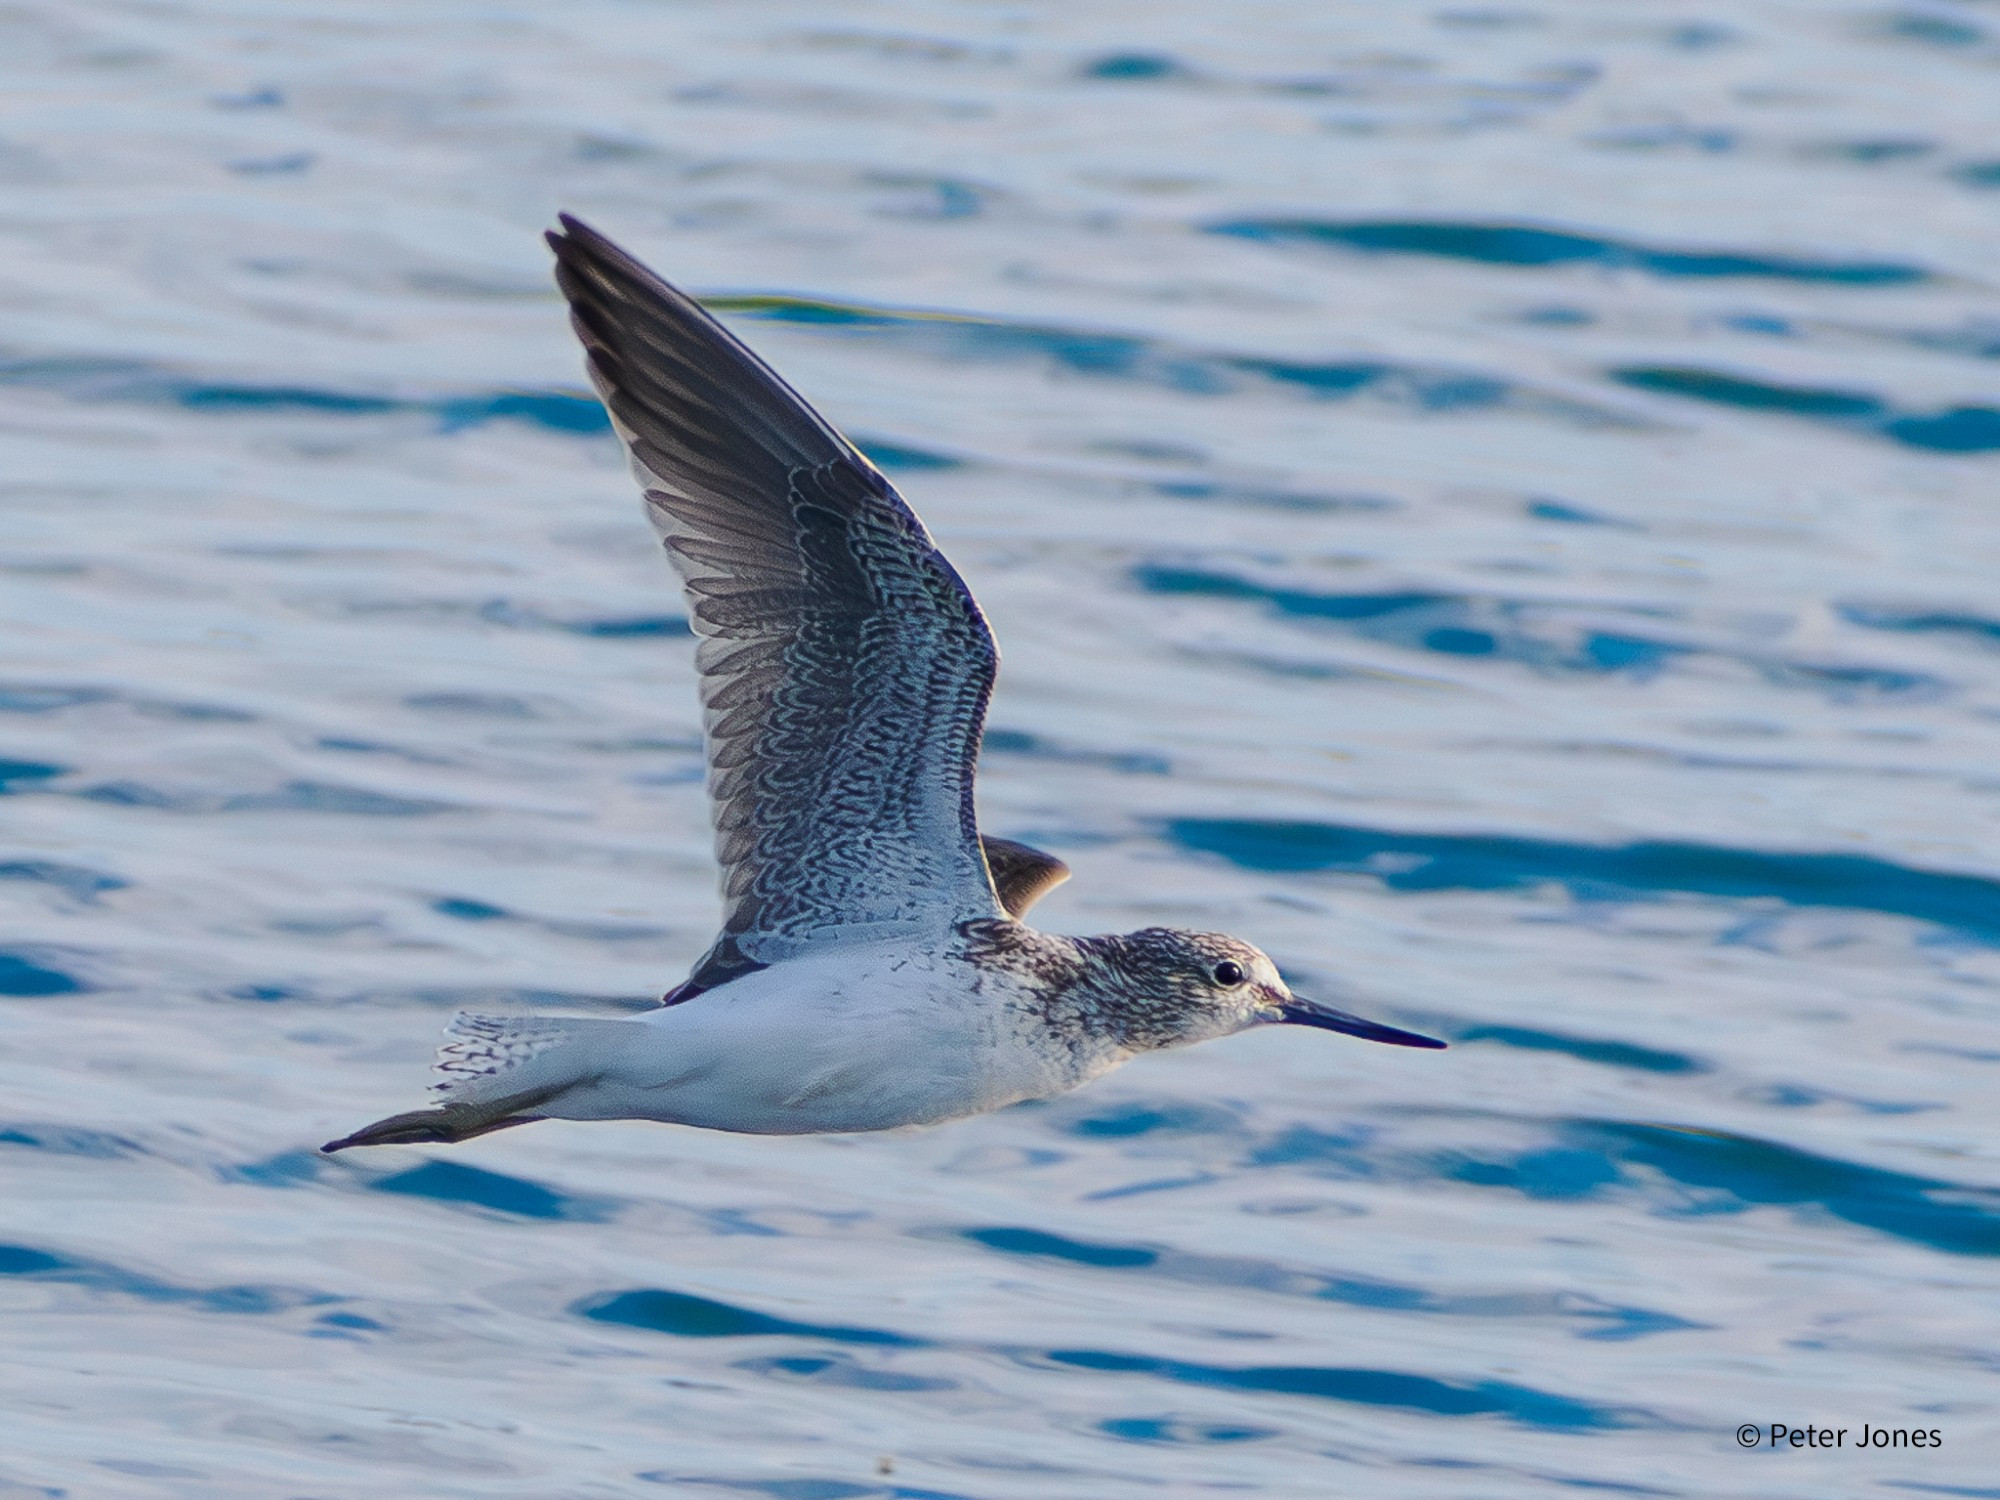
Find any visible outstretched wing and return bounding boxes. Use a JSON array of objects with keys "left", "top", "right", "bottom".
[{"left": 548, "top": 216, "right": 1004, "bottom": 971}]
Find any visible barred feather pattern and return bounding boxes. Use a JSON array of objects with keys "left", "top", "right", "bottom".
[
  {"left": 665, "top": 458, "right": 998, "bottom": 955},
  {"left": 431, "top": 1013, "right": 574, "bottom": 1095},
  {"left": 548, "top": 216, "right": 1004, "bottom": 964}
]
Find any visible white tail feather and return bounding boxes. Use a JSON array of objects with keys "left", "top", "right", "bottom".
[{"left": 432, "top": 1012, "right": 586, "bottom": 1097}]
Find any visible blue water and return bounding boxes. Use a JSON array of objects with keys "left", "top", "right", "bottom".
[{"left": 4, "top": 2, "right": 2000, "bottom": 1495}]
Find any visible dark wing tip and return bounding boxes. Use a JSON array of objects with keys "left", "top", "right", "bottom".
[
  {"left": 545, "top": 213, "right": 652, "bottom": 301},
  {"left": 542, "top": 212, "right": 855, "bottom": 474},
  {"left": 548, "top": 212, "right": 617, "bottom": 261},
  {"left": 545, "top": 213, "right": 636, "bottom": 291}
]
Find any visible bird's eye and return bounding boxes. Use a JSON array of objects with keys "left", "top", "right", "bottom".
[{"left": 1211, "top": 960, "right": 1247, "bottom": 987}]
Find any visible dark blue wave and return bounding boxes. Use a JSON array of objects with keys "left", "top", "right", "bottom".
[
  {"left": 1453, "top": 1025, "right": 1705, "bottom": 1075},
  {"left": 0, "top": 756, "right": 63, "bottom": 793},
  {"left": 1135, "top": 565, "right": 1939, "bottom": 697},
  {"left": 982, "top": 727, "right": 1168, "bottom": 775},
  {"left": 393, "top": 983, "right": 660, "bottom": 1014},
  {"left": 1099, "top": 1417, "right": 1274, "bottom": 1444},
  {"left": 0, "top": 683, "right": 112, "bottom": 713},
  {"left": 576, "top": 1282, "right": 1649, "bottom": 1427},
  {"left": 1039, "top": 1348, "right": 1650, "bottom": 1429},
  {"left": 369, "top": 1159, "right": 615, "bottom": 1221},
  {"left": 577, "top": 1287, "right": 927, "bottom": 1346},
  {"left": 0, "top": 1122, "right": 140, "bottom": 1157},
  {"left": 433, "top": 896, "right": 509, "bottom": 922},
  {"left": 1740, "top": 1081, "right": 1936, "bottom": 1116},
  {"left": 172, "top": 381, "right": 611, "bottom": 435},
  {"left": 0, "top": 355, "right": 615, "bottom": 438},
  {"left": 176, "top": 382, "right": 403, "bottom": 415},
  {"left": 0, "top": 860, "right": 126, "bottom": 902},
  {"left": 0, "top": 680, "right": 250, "bottom": 722},
  {"left": 1613, "top": 366, "right": 2000, "bottom": 452},
  {"left": 7, "top": 296, "right": 1628, "bottom": 443},
  {"left": 1838, "top": 603, "right": 2000, "bottom": 645},
  {"left": 1137, "top": 564, "right": 1688, "bottom": 676},
  {"left": 314, "top": 736, "right": 453, "bottom": 766},
  {"left": 1250, "top": 1112, "right": 2000, "bottom": 1257},
  {"left": 711, "top": 294, "right": 1625, "bottom": 423},
  {"left": 0, "top": 1241, "right": 333, "bottom": 1313},
  {"left": 467, "top": 599, "right": 692, "bottom": 638},
  {"left": 222, "top": 1149, "right": 332, "bottom": 1187},
  {"left": 1804, "top": 137, "right": 1937, "bottom": 165},
  {"left": 1168, "top": 818, "right": 2000, "bottom": 944},
  {"left": 850, "top": 435, "right": 965, "bottom": 471},
  {"left": 1246, "top": 1123, "right": 1390, "bottom": 1177},
  {"left": 233, "top": 780, "right": 458, "bottom": 815},
  {"left": 314, "top": 1310, "right": 389, "bottom": 1339},
  {"left": 334, "top": 595, "right": 693, "bottom": 642},
  {"left": 1880, "top": 11, "right": 1985, "bottom": 46},
  {"left": 403, "top": 691, "right": 538, "bottom": 719},
  {"left": 222, "top": 984, "right": 317, "bottom": 1005},
  {"left": 0, "top": 951, "right": 84, "bottom": 996},
  {"left": 1453, "top": 1120, "right": 2000, "bottom": 1257},
  {"left": 963, "top": 1226, "right": 1158, "bottom": 1268},
  {"left": 1208, "top": 218, "right": 1928, "bottom": 285},
  {"left": 1057, "top": 1098, "right": 1242, "bottom": 1138},
  {"left": 1528, "top": 498, "right": 1641, "bottom": 528},
  {"left": 1081, "top": 52, "right": 1195, "bottom": 81},
  {"left": 961, "top": 1225, "right": 1698, "bottom": 1338},
  {"left": 733, "top": 1352, "right": 955, "bottom": 1393},
  {"left": 1151, "top": 479, "right": 1393, "bottom": 513},
  {"left": 77, "top": 779, "right": 454, "bottom": 816},
  {"left": 638, "top": 1472, "right": 975, "bottom": 1500},
  {"left": 224, "top": 979, "right": 648, "bottom": 1013},
  {"left": 425, "top": 895, "right": 668, "bottom": 943},
  {"left": 435, "top": 391, "right": 609, "bottom": 433}
]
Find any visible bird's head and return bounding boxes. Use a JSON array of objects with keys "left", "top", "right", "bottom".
[{"left": 1084, "top": 928, "right": 1446, "bottom": 1054}]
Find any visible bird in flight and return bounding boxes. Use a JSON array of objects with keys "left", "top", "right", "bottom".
[{"left": 323, "top": 217, "right": 1443, "bottom": 1153}]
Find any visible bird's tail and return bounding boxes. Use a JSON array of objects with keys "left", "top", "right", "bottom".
[
  {"left": 321, "top": 1011, "right": 629, "bottom": 1152},
  {"left": 430, "top": 1011, "right": 595, "bottom": 1098}
]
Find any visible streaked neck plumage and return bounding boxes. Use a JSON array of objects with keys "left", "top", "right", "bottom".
[{"left": 959, "top": 919, "right": 1254, "bottom": 1056}]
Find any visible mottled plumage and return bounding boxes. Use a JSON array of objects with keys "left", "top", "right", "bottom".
[{"left": 323, "top": 218, "right": 1441, "bottom": 1155}]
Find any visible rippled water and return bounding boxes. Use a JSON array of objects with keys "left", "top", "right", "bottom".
[{"left": 6, "top": 2, "right": 2000, "bottom": 1494}]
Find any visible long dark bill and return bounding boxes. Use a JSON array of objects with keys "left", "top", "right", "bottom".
[{"left": 1278, "top": 999, "right": 1447, "bottom": 1049}]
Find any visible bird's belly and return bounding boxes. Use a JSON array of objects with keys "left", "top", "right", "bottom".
[
  {"left": 568, "top": 958, "right": 1092, "bottom": 1135},
  {"left": 587, "top": 1037, "right": 1018, "bottom": 1135},
  {"left": 660, "top": 1056, "right": 982, "bottom": 1134}
]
